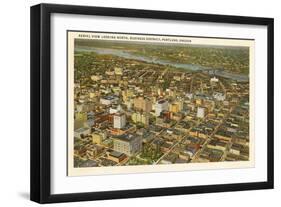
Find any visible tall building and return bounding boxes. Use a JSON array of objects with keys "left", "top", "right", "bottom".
[
  {"left": 91, "top": 75, "right": 102, "bottom": 81},
  {"left": 176, "top": 100, "right": 184, "bottom": 111},
  {"left": 132, "top": 112, "right": 149, "bottom": 125},
  {"left": 169, "top": 103, "right": 180, "bottom": 113},
  {"left": 197, "top": 107, "right": 205, "bottom": 118},
  {"left": 155, "top": 100, "right": 169, "bottom": 116},
  {"left": 133, "top": 97, "right": 152, "bottom": 112},
  {"left": 113, "top": 113, "right": 126, "bottom": 129},
  {"left": 113, "top": 134, "right": 142, "bottom": 156},
  {"left": 122, "top": 89, "right": 134, "bottom": 102},
  {"left": 124, "top": 98, "right": 133, "bottom": 110}
]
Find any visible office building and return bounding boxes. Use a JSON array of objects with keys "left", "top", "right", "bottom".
[
  {"left": 113, "top": 134, "right": 142, "bottom": 156},
  {"left": 155, "top": 100, "right": 169, "bottom": 116},
  {"left": 197, "top": 107, "right": 205, "bottom": 118},
  {"left": 113, "top": 113, "right": 126, "bottom": 129},
  {"left": 133, "top": 97, "right": 152, "bottom": 112},
  {"left": 132, "top": 112, "right": 149, "bottom": 125}
]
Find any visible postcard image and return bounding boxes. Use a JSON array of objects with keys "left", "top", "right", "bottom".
[{"left": 67, "top": 31, "right": 254, "bottom": 176}]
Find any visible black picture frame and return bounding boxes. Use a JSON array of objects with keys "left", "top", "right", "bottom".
[{"left": 30, "top": 3, "right": 274, "bottom": 204}]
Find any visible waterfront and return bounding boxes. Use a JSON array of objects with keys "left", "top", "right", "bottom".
[{"left": 75, "top": 46, "right": 249, "bottom": 82}]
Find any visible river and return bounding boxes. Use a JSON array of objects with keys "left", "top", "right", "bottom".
[{"left": 75, "top": 46, "right": 249, "bottom": 82}]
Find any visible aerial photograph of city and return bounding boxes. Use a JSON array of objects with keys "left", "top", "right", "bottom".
[{"left": 70, "top": 32, "right": 251, "bottom": 172}]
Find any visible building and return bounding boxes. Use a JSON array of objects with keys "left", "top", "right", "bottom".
[
  {"left": 107, "top": 151, "right": 127, "bottom": 163},
  {"left": 210, "top": 76, "right": 219, "bottom": 85},
  {"left": 197, "top": 107, "right": 205, "bottom": 118},
  {"left": 213, "top": 92, "right": 226, "bottom": 101},
  {"left": 171, "top": 112, "right": 183, "bottom": 121},
  {"left": 100, "top": 96, "right": 118, "bottom": 105},
  {"left": 132, "top": 112, "right": 149, "bottom": 125},
  {"left": 109, "top": 124, "right": 136, "bottom": 136},
  {"left": 185, "top": 144, "right": 200, "bottom": 157},
  {"left": 161, "top": 110, "right": 171, "bottom": 120},
  {"left": 92, "top": 133, "right": 102, "bottom": 144},
  {"left": 176, "top": 100, "right": 184, "bottom": 111},
  {"left": 113, "top": 134, "right": 142, "bottom": 156},
  {"left": 109, "top": 104, "right": 123, "bottom": 114},
  {"left": 105, "top": 70, "right": 115, "bottom": 76},
  {"left": 185, "top": 93, "right": 193, "bottom": 100},
  {"left": 109, "top": 107, "right": 118, "bottom": 114},
  {"left": 91, "top": 75, "right": 102, "bottom": 81},
  {"left": 169, "top": 103, "right": 179, "bottom": 113},
  {"left": 74, "top": 127, "right": 91, "bottom": 138},
  {"left": 92, "top": 131, "right": 107, "bottom": 144},
  {"left": 229, "top": 144, "right": 242, "bottom": 155},
  {"left": 76, "top": 104, "right": 95, "bottom": 112},
  {"left": 74, "top": 112, "right": 88, "bottom": 129},
  {"left": 124, "top": 98, "right": 133, "bottom": 110},
  {"left": 122, "top": 89, "right": 134, "bottom": 102},
  {"left": 169, "top": 100, "right": 183, "bottom": 113},
  {"left": 84, "top": 119, "right": 95, "bottom": 128},
  {"left": 133, "top": 97, "right": 152, "bottom": 112},
  {"left": 79, "top": 160, "right": 98, "bottom": 167},
  {"left": 114, "top": 67, "right": 123, "bottom": 75},
  {"left": 207, "top": 139, "right": 228, "bottom": 151},
  {"left": 113, "top": 113, "right": 126, "bottom": 129},
  {"left": 155, "top": 100, "right": 169, "bottom": 116}
]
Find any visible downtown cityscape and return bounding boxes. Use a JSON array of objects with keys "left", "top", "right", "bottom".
[{"left": 72, "top": 37, "right": 250, "bottom": 169}]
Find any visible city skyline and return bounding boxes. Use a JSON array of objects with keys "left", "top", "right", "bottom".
[{"left": 68, "top": 32, "right": 253, "bottom": 176}]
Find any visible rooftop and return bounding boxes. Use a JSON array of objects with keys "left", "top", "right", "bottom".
[{"left": 113, "top": 134, "right": 139, "bottom": 142}]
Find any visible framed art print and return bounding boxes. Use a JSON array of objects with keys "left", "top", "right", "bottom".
[{"left": 30, "top": 3, "right": 274, "bottom": 203}]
